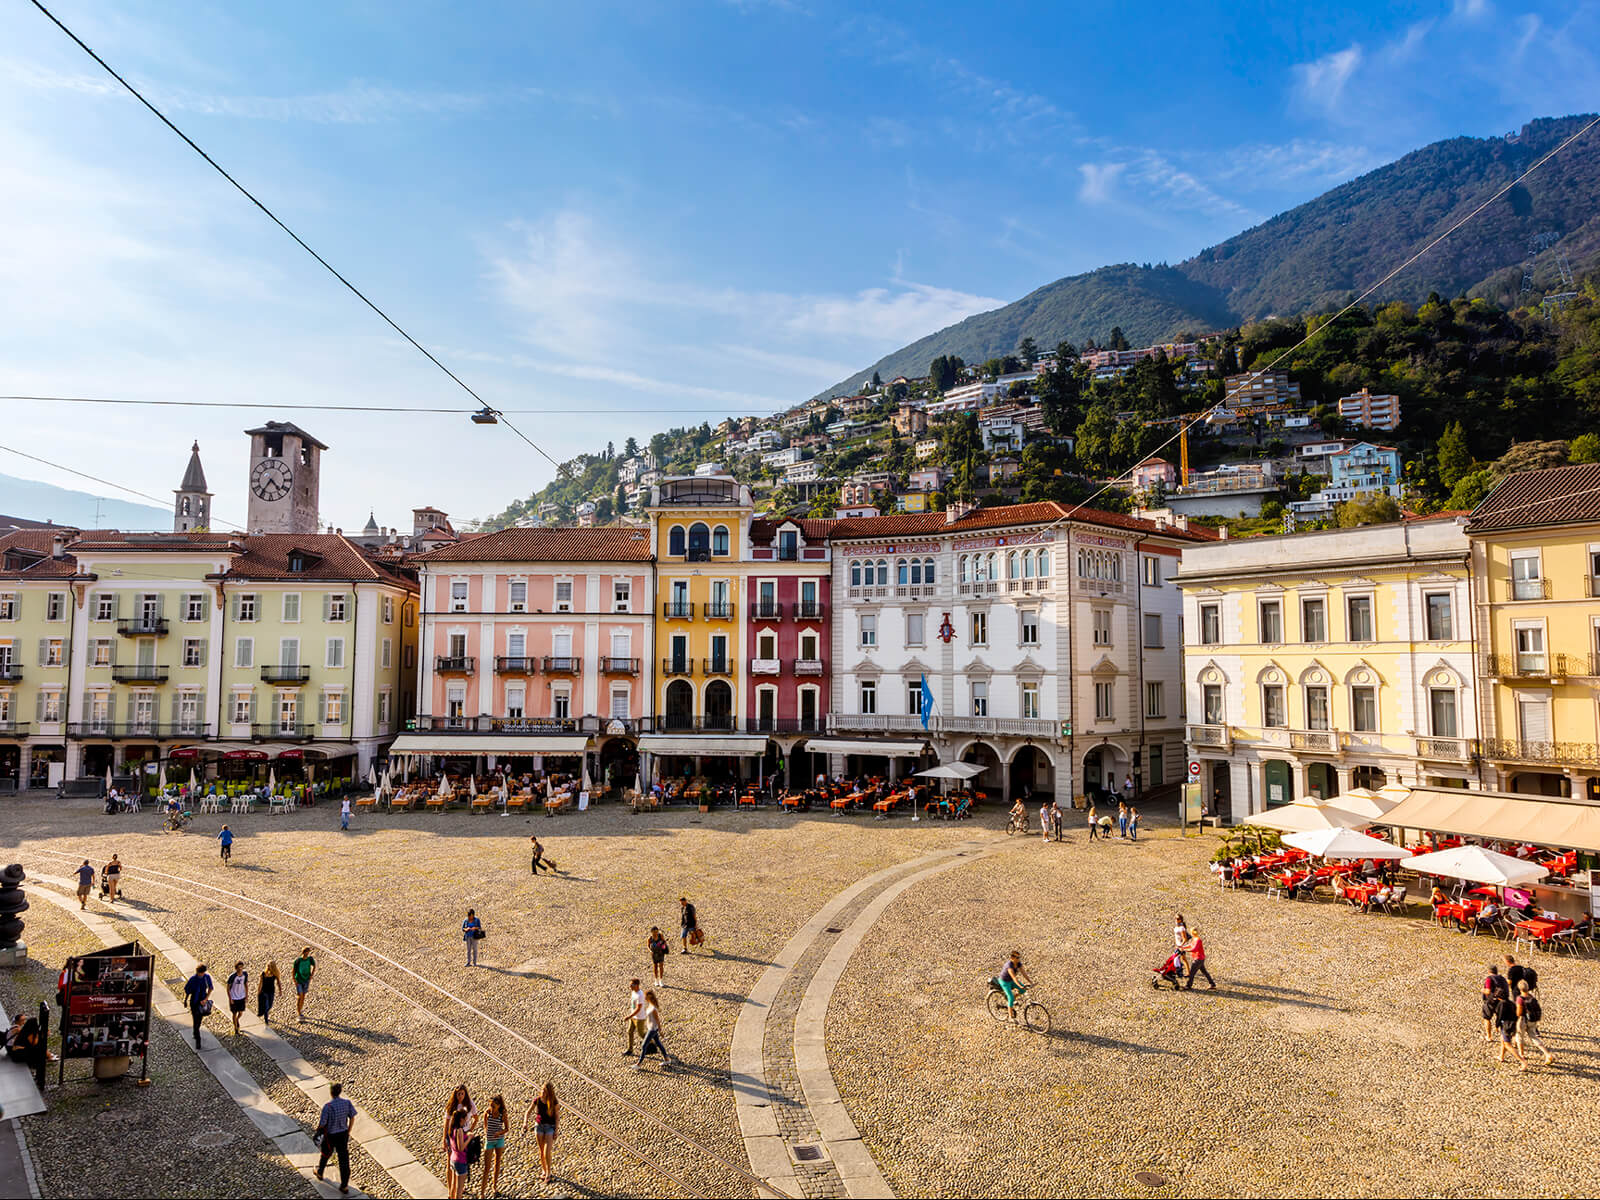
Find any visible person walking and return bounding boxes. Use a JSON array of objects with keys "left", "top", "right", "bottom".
[
  {"left": 635, "top": 990, "right": 670, "bottom": 1070},
  {"left": 523, "top": 1082, "right": 560, "bottom": 1183},
  {"left": 1038, "top": 797, "right": 1051, "bottom": 843},
  {"left": 314, "top": 1081, "right": 357, "bottom": 1194},
  {"left": 1116, "top": 802, "right": 1129, "bottom": 840},
  {"left": 1494, "top": 980, "right": 1526, "bottom": 1068},
  {"left": 480, "top": 1094, "right": 508, "bottom": 1199},
  {"left": 1123, "top": 774, "right": 1135, "bottom": 804},
  {"left": 648, "top": 927, "right": 668, "bottom": 984},
  {"left": 1481, "top": 964, "right": 1510, "bottom": 1043},
  {"left": 1513, "top": 980, "right": 1553, "bottom": 1067},
  {"left": 226, "top": 962, "right": 250, "bottom": 1036},
  {"left": 1172, "top": 914, "right": 1191, "bottom": 967},
  {"left": 1504, "top": 953, "right": 1538, "bottom": 996},
  {"left": 530, "top": 835, "right": 550, "bottom": 875},
  {"left": 217, "top": 824, "right": 234, "bottom": 865},
  {"left": 258, "top": 961, "right": 280, "bottom": 1024},
  {"left": 104, "top": 853, "right": 122, "bottom": 903},
  {"left": 183, "top": 963, "right": 213, "bottom": 1050},
  {"left": 444, "top": 1108, "right": 472, "bottom": 1200},
  {"left": 1086, "top": 804, "right": 1098, "bottom": 841},
  {"left": 443, "top": 1085, "right": 479, "bottom": 1198},
  {"left": 462, "top": 909, "right": 484, "bottom": 967},
  {"left": 625, "top": 978, "right": 648, "bottom": 1056},
  {"left": 678, "top": 898, "right": 699, "bottom": 954},
  {"left": 75, "top": 859, "right": 95, "bottom": 909},
  {"left": 340, "top": 798, "right": 351, "bottom": 831},
  {"left": 293, "top": 947, "right": 317, "bottom": 1023},
  {"left": 1183, "top": 930, "right": 1215, "bottom": 989},
  {"left": 1128, "top": 806, "right": 1141, "bottom": 842},
  {"left": 1049, "top": 798, "right": 1064, "bottom": 842}
]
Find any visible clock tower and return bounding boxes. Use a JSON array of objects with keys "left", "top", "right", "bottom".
[{"left": 244, "top": 421, "right": 327, "bottom": 535}]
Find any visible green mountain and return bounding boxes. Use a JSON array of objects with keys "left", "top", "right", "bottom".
[{"left": 814, "top": 114, "right": 1600, "bottom": 398}]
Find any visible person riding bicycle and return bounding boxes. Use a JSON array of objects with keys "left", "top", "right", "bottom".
[
  {"left": 992, "top": 950, "right": 1032, "bottom": 1019},
  {"left": 1008, "top": 796, "right": 1026, "bottom": 830}
]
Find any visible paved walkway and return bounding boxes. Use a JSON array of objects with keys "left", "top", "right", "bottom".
[
  {"left": 31, "top": 877, "right": 446, "bottom": 1199},
  {"left": 731, "top": 838, "right": 1002, "bottom": 1200}
]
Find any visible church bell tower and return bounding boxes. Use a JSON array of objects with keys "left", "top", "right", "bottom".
[
  {"left": 173, "top": 441, "right": 212, "bottom": 532},
  {"left": 245, "top": 422, "right": 326, "bottom": 535}
]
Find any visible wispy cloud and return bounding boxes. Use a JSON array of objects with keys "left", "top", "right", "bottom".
[
  {"left": 1206, "top": 138, "right": 1379, "bottom": 186},
  {"left": 1077, "top": 162, "right": 1127, "bottom": 204},
  {"left": 1293, "top": 44, "right": 1364, "bottom": 114}
]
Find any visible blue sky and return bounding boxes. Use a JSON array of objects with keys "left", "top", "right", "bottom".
[{"left": 2, "top": 0, "right": 1596, "bottom": 528}]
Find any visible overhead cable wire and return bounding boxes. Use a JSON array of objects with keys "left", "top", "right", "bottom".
[
  {"left": 0, "top": 395, "right": 766, "bottom": 416},
  {"left": 0, "top": 443, "right": 245, "bottom": 532},
  {"left": 28, "top": 0, "right": 563, "bottom": 474}
]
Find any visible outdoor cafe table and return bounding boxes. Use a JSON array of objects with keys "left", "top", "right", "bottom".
[
  {"left": 1256, "top": 850, "right": 1309, "bottom": 870},
  {"left": 1344, "top": 881, "right": 1383, "bottom": 906},
  {"left": 1436, "top": 900, "right": 1482, "bottom": 925},
  {"left": 1515, "top": 916, "right": 1573, "bottom": 946}
]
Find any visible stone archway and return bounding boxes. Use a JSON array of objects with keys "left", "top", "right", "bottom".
[
  {"left": 960, "top": 741, "right": 1002, "bottom": 793},
  {"left": 1008, "top": 744, "right": 1054, "bottom": 800}
]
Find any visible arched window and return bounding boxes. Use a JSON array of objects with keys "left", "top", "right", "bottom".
[
  {"left": 668, "top": 526, "right": 686, "bottom": 556},
  {"left": 1077, "top": 548, "right": 1088, "bottom": 577},
  {"left": 1037, "top": 549, "right": 1049, "bottom": 577},
  {"left": 850, "top": 560, "right": 862, "bottom": 587},
  {"left": 910, "top": 559, "right": 922, "bottom": 585},
  {"left": 1022, "top": 552, "right": 1034, "bottom": 579},
  {"left": 1007, "top": 552, "right": 1019, "bottom": 579},
  {"left": 897, "top": 559, "right": 909, "bottom": 586},
  {"left": 959, "top": 555, "right": 970, "bottom": 583},
  {"left": 1111, "top": 553, "right": 1122, "bottom": 582},
  {"left": 986, "top": 552, "right": 997, "bottom": 581},
  {"left": 923, "top": 558, "right": 936, "bottom": 584},
  {"left": 180, "top": 498, "right": 190, "bottom": 516},
  {"left": 712, "top": 525, "right": 730, "bottom": 555},
  {"left": 973, "top": 555, "right": 987, "bottom": 582},
  {"left": 876, "top": 560, "right": 889, "bottom": 586},
  {"left": 688, "top": 523, "right": 710, "bottom": 558}
]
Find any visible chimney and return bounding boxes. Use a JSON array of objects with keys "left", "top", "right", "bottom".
[
  {"left": 1174, "top": 514, "right": 1188, "bottom": 531},
  {"left": 1218, "top": 525, "right": 1229, "bottom": 540},
  {"left": 51, "top": 534, "right": 66, "bottom": 558},
  {"left": 944, "top": 500, "right": 976, "bottom": 524}
]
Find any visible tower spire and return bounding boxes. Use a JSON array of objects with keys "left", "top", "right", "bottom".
[{"left": 173, "top": 440, "right": 213, "bottom": 533}]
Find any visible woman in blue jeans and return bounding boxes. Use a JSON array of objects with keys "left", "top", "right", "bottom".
[{"left": 462, "top": 910, "right": 483, "bottom": 966}]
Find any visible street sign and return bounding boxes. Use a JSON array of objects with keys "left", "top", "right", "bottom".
[{"left": 1188, "top": 760, "right": 1201, "bottom": 777}]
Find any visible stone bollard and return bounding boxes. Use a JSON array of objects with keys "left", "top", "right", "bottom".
[{"left": 0, "top": 863, "right": 28, "bottom": 966}]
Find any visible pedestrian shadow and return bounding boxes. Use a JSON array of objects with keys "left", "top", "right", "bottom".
[
  {"left": 1049, "top": 1028, "right": 1185, "bottom": 1058},
  {"left": 479, "top": 963, "right": 560, "bottom": 983},
  {"left": 294, "top": 1017, "right": 402, "bottom": 1048},
  {"left": 664, "top": 986, "right": 750, "bottom": 1005},
  {"left": 1198, "top": 984, "right": 1350, "bottom": 1013},
  {"left": 225, "top": 862, "right": 274, "bottom": 874},
  {"left": 702, "top": 950, "right": 776, "bottom": 968}
]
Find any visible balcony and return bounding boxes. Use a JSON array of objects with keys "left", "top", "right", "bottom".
[
  {"left": 495, "top": 656, "right": 537, "bottom": 674},
  {"left": 260, "top": 665, "right": 312, "bottom": 684},
  {"left": 702, "top": 658, "right": 733, "bottom": 676},
  {"left": 251, "top": 722, "right": 315, "bottom": 741},
  {"left": 831, "top": 713, "right": 931, "bottom": 733},
  {"left": 1507, "top": 578, "right": 1551, "bottom": 601},
  {"left": 794, "top": 602, "right": 826, "bottom": 621},
  {"left": 411, "top": 715, "right": 583, "bottom": 735},
  {"left": 0, "top": 720, "right": 28, "bottom": 737},
  {"left": 0, "top": 664, "right": 21, "bottom": 682},
  {"left": 662, "top": 658, "right": 694, "bottom": 676},
  {"left": 542, "top": 656, "right": 581, "bottom": 674},
  {"left": 662, "top": 602, "right": 695, "bottom": 620},
  {"left": 599, "top": 657, "right": 640, "bottom": 675},
  {"left": 751, "top": 716, "right": 825, "bottom": 734},
  {"left": 777, "top": 546, "right": 799, "bottom": 562},
  {"left": 1288, "top": 729, "right": 1339, "bottom": 753},
  {"left": 752, "top": 602, "right": 784, "bottom": 621},
  {"left": 793, "top": 658, "right": 824, "bottom": 675},
  {"left": 936, "top": 716, "right": 1058, "bottom": 737},
  {"left": 704, "top": 602, "right": 736, "bottom": 621},
  {"left": 751, "top": 658, "right": 781, "bottom": 675},
  {"left": 1483, "top": 653, "right": 1570, "bottom": 680},
  {"left": 686, "top": 549, "right": 712, "bottom": 563},
  {"left": 116, "top": 617, "right": 169, "bottom": 637},
  {"left": 957, "top": 582, "right": 1002, "bottom": 598},
  {"left": 435, "top": 655, "right": 476, "bottom": 674},
  {"left": 69, "top": 722, "right": 213, "bottom": 740},
  {"left": 111, "top": 664, "right": 169, "bottom": 683},
  {"left": 1415, "top": 736, "right": 1474, "bottom": 762},
  {"left": 653, "top": 714, "right": 738, "bottom": 733},
  {"left": 1481, "top": 738, "right": 1600, "bottom": 768},
  {"left": 1186, "top": 723, "right": 1231, "bottom": 751}
]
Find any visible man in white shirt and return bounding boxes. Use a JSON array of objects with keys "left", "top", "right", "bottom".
[{"left": 624, "top": 978, "right": 647, "bottom": 1057}]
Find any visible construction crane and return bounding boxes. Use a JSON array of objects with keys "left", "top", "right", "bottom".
[{"left": 1140, "top": 415, "right": 1193, "bottom": 484}]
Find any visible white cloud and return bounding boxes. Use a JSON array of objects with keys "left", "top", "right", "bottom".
[
  {"left": 1208, "top": 139, "right": 1379, "bottom": 186},
  {"left": 1452, "top": 0, "right": 1492, "bottom": 20},
  {"left": 1294, "top": 44, "right": 1364, "bottom": 113},
  {"left": 1077, "top": 161, "right": 1127, "bottom": 204}
]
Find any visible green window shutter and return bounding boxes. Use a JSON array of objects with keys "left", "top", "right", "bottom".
[
  {"left": 230, "top": 593, "right": 239, "bottom": 621},
  {"left": 317, "top": 691, "right": 328, "bottom": 724},
  {"left": 170, "top": 693, "right": 181, "bottom": 725},
  {"left": 322, "top": 593, "right": 331, "bottom": 622},
  {"left": 34, "top": 691, "right": 44, "bottom": 721},
  {"left": 155, "top": 594, "right": 165, "bottom": 618},
  {"left": 197, "top": 638, "right": 208, "bottom": 668},
  {"left": 36, "top": 639, "right": 46, "bottom": 667},
  {"left": 196, "top": 691, "right": 207, "bottom": 731},
  {"left": 106, "top": 693, "right": 117, "bottom": 725},
  {"left": 247, "top": 690, "right": 257, "bottom": 725}
]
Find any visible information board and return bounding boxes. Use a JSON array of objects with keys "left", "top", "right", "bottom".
[{"left": 59, "top": 941, "right": 152, "bottom": 1083}]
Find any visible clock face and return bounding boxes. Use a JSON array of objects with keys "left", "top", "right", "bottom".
[{"left": 250, "top": 458, "right": 293, "bottom": 502}]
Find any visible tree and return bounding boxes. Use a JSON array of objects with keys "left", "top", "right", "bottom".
[
  {"left": 1570, "top": 432, "right": 1600, "bottom": 464},
  {"left": 622, "top": 436, "right": 639, "bottom": 459},
  {"left": 649, "top": 432, "right": 671, "bottom": 465},
  {"left": 1436, "top": 421, "right": 1473, "bottom": 488},
  {"left": 606, "top": 441, "right": 614, "bottom": 460},
  {"left": 871, "top": 370, "right": 882, "bottom": 389},
  {"left": 1446, "top": 468, "right": 1495, "bottom": 511},
  {"left": 999, "top": 354, "right": 1023, "bottom": 375},
  {"left": 593, "top": 496, "right": 614, "bottom": 523},
  {"left": 1017, "top": 336, "right": 1038, "bottom": 366},
  {"left": 980, "top": 357, "right": 1005, "bottom": 380},
  {"left": 1108, "top": 326, "right": 1130, "bottom": 351},
  {"left": 929, "top": 355, "right": 963, "bottom": 392},
  {"left": 1074, "top": 404, "right": 1118, "bottom": 475},
  {"left": 1038, "top": 351, "right": 1081, "bottom": 436},
  {"left": 1492, "top": 440, "right": 1568, "bottom": 476},
  {"left": 1335, "top": 493, "right": 1402, "bottom": 527},
  {"left": 615, "top": 483, "right": 629, "bottom": 515}
]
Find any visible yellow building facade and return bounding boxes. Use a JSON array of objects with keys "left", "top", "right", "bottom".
[{"left": 1467, "top": 463, "right": 1600, "bottom": 800}]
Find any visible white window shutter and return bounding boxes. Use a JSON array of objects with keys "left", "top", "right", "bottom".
[
  {"left": 106, "top": 693, "right": 117, "bottom": 724},
  {"left": 196, "top": 691, "right": 207, "bottom": 730},
  {"left": 34, "top": 691, "right": 43, "bottom": 721},
  {"left": 197, "top": 638, "right": 208, "bottom": 668},
  {"left": 322, "top": 593, "right": 332, "bottom": 622},
  {"left": 36, "top": 639, "right": 46, "bottom": 667},
  {"left": 248, "top": 690, "right": 257, "bottom": 724},
  {"left": 170, "top": 692, "right": 181, "bottom": 724}
]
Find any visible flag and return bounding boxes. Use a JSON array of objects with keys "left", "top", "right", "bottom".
[{"left": 919, "top": 673, "right": 934, "bottom": 730}]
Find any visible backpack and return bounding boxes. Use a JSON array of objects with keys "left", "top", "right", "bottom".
[
  {"left": 1522, "top": 995, "right": 1542, "bottom": 1023},
  {"left": 465, "top": 1135, "right": 483, "bottom": 1166}
]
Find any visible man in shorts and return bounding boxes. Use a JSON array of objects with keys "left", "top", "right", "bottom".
[
  {"left": 679, "top": 897, "right": 698, "bottom": 954},
  {"left": 292, "top": 948, "right": 317, "bottom": 1022},
  {"left": 625, "top": 978, "right": 647, "bottom": 1056},
  {"left": 75, "top": 859, "right": 95, "bottom": 909}
]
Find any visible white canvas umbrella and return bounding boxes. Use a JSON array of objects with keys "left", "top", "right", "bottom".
[
  {"left": 1401, "top": 845, "right": 1549, "bottom": 887},
  {"left": 468, "top": 774, "right": 477, "bottom": 798},
  {"left": 437, "top": 773, "right": 449, "bottom": 797},
  {"left": 104, "top": 764, "right": 113, "bottom": 793},
  {"left": 268, "top": 766, "right": 277, "bottom": 794},
  {"left": 1283, "top": 827, "right": 1410, "bottom": 860},
  {"left": 1317, "top": 791, "right": 1402, "bottom": 821},
  {"left": 1243, "top": 803, "right": 1372, "bottom": 834},
  {"left": 498, "top": 781, "right": 510, "bottom": 816},
  {"left": 367, "top": 762, "right": 377, "bottom": 787},
  {"left": 187, "top": 767, "right": 197, "bottom": 794},
  {"left": 159, "top": 761, "right": 168, "bottom": 791},
  {"left": 916, "top": 762, "right": 986, "bottom": 781}
]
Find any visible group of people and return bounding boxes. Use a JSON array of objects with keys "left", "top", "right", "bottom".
[
  {"left": 1480, "top": 955, "right": 1554, "bottom": 1069},
  {"left": 1153, "top": 914, "right": 1215, "bottom": 990},
  {"left": 1081, "top": 801, "right": 1142, "bottom": 842},
  {"left": 181, "top": 948, "right": 320, "bottom": 1048},
  {"left": 442, "top": 1080, "right": 561, "bottom": 1197},
  {"left": 71, "top": 856, "right": 124, "bottom": 908}
]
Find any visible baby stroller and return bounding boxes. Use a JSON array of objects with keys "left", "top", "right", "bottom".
[{"left": 1151, "top": 950, "right": 1184, "bottom": 990}]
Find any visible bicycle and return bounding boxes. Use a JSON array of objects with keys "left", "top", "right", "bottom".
[
  {"left": 986, "top": 978, "right": 1051, "bottom": 1034},
  {"left": 1005, "top": 811, "right": 1029, "bottom": 836},
  {"left": 163, "top": 810, "right": 191, "bottom": 834}
]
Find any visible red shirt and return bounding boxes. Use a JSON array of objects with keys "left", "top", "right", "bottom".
[{"left": 1188, "top": 936, "right": 1205, "bottom": 962}]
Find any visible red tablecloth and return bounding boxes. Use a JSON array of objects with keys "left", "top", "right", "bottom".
[
  {"left": 1345, "top": 882, "right": 1383, "bottom": 904},
  {"left": 1515, "top": 917, "right": 1572, "bottom": 943},
  {"left": 1436, "top": 900, "right": 1482, "bottom": 924}
]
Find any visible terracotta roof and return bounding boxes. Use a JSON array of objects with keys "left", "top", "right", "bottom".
[
  {"left": 829, "top": 501, "right": 1218, "bottom": 543},
  {"left": 225, "top": 533, "right": 416, "bottom": 588},
  {"left": 410, "top": 526, "right": 653, "bottom": 563},
  {"left": 1466, "top": 463, "right": 1600, "bottom": 533},
  {"left": 69, "top": 532, "right": 239, "bottom": 552},
  {"left": 0, "top": 528, "right": 82, "bottom": 579},
  {"left": 748, "top": 518, "right": 839, "bottom": 544}
]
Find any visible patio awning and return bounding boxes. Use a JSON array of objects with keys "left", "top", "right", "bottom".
[
  {"left": 222, "top": 749, "right": 268, "bottom": 761},
  {"left": 389, "top": 734, "right": 589, "bottom": 756},
  {"left": 804, "top": 738, "right": 928, "bottom": 756},
  {"left": 638, "top": 735, "right": 767, "bottom": 758},
  {"left": 1381, "top": 787, "right": 1600, "bottom": 853}
]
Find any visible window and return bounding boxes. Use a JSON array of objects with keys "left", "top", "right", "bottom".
[
  {"left": 94, "top": 593, "right": 115, "bottom": 621},
  {"left": 235, "top": 638, "right": 253, "bottom": 668},
  {"left": 688, "top": 523, "right": 711, "bottom": 559},
  {"left": 1199, "top": 603, "right": 1220, "bottom": 645},
  {"left": 1346, "top": 595, "right": 1373, "bottom": 642},
  {"left": 610, "top": 687, "right": 630, "bottom": 719},
  {"left": 236, "top": 593, "right": 257, "bottom": 622},
  {"left": 282, "top": 593, "right": 301, "bottom": 622},
  {"left": 506, "top": 684, "right": 526, "bottom": 720},
  {"left": 712, "top": 525, "right": 730, "bottom": 555},
  {"left": 1301, "top": 597, "right": 1326, "bottom": 642},
  {"left": 778, "top": 529, "right": 798, "bottom": 560},
  {"left": 450, "top": 581, "right": 468, "bottom": 612},
  {"left": 555, "top": 580, "right": 573, "bottom": 612},
  {"left": 860, "top": 614, "right": 877, "bottom": 647},
  {"left": 46, "top": 593, "right": 65, "bottom": 622},
  {"left": 279, "top": 637, "right": 300, "bottom": 666},
  {"left": 758, "top": 631, "right": 777, "bottom": 659},
  {"left": 850, "top": 561, "right": 862, "bottom": 587},
  {"left": 1021, "top": 611, "right": 1040, "bottom": 646},
  {"left": 1262, "top": 684, "right": 1286, "bottom": 728},
  {"left": 799, "top": 632, "right": 819, "bottom": 660},
  {"left": 0, "top": 594, "right": 15, "bottom": 621},
  {"left": 182, "top": 638, "right": 203, "bottom": 668},
  {"left": 40, "top": 691, "right": 60, "bottom": 722},
  {"left": 383, "top": 595, "right": 395, "bottom": 623},
  {"left": 1145, "top": 681, "right": 1164, "bottom": 718},
  {"left": 1142, "top": 613, "right": 1162, "bottom": 648},
  {"left": 1092, "top": 609, "right": 1112, "bottom": 646},
  {"left": 971, "top": 611, "right": 988, "bottom": 646},
  {"left": 1425, "top": 592, "right": 1453, "bottom": 641},
  {"left": 231, "top": 692, "right": 252, "bottom": 724},
  {"left": 669, "top": 634, "right": 689, "bottom": 669},
  {"left": 1022, "top": 682, "right": 1040, "bottom": 719},
  {"left": 613, "top": 580, "right": 631, "bottom": 613},
  {"left": 906, "top": 612, "right": 925, "bottom": 646},
  {"left": 43, "top": 639, "right": 63, "bottom": 668},
  {"left": 709, "top": 634, "right": 728, "bottom": 671},
  {"left": 1142, "top": 555, "right": 1161, "bottom": 586},
  {"left": 381, "top": 638, "right": 392, "bottom": 670},
  {"left": 1094, "top": 681, "right": 1114, "bottom": 722},
  {"left": 509, "top": 581, "right": 527, "bottom": 612},
  {"left": 91, "top": 639, "right": 111, "bottom": 667},
  {"left": 326, "top": 637, "right": 345, "bottom": 669},
  {"left": 1511, "top": 552, "right": 1542, "bottom": 600},
  {"left": 668, "top": 526, "right": 686, "bottom": 556},
  {"left": 1202, "top": 683, "right": 1223, "bottom": 725},
  {"left": 897, "top": 559, "right": 909, "bottom": 586},
  {"left": 1305, "top": 686, "right": 1329, "bottom": 730},
  {"left": 1429, "top": 688, "right": 1458, "bottom": 737},
  {"left": 907, "top": 682, "right": 923, "bottom": 715},
  {"left": 971, "top": 681, "right": 988, "bottom": 717},
  {"left": 1514, "top": 624, "right": 1546, "bottom": 674},
  {"left": 860, "top": 680, "right": 877, "bottom": 714},
  {"left": 325, "top": 593, "right": 347, "bottom": 622},
  {"left": 378, "top": 692, "right": 392, "bottom": 725},
  {"left": 1351, "top": 685, "right": 1377, "bottom": 732},
  {"left": 1258, "top": 600, "right": 1282, "bottom": 644},
  {"left": 923, "top": 558, "right": 937, "bottom": 584},
  {"left": 800, "top": 579, "right": 818, "bottom": 611},
  {"left": 323, "top": 691, "right": 345, "bottom": 725},
  {"left": 185, "top": 594, "right": 206, "bottom": 622},
  {"left": 178, "top": 693, "right": 200, "bottom": 733},
  {"left": 552, "top": 688, "right": 571, "bottom": 719}
]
